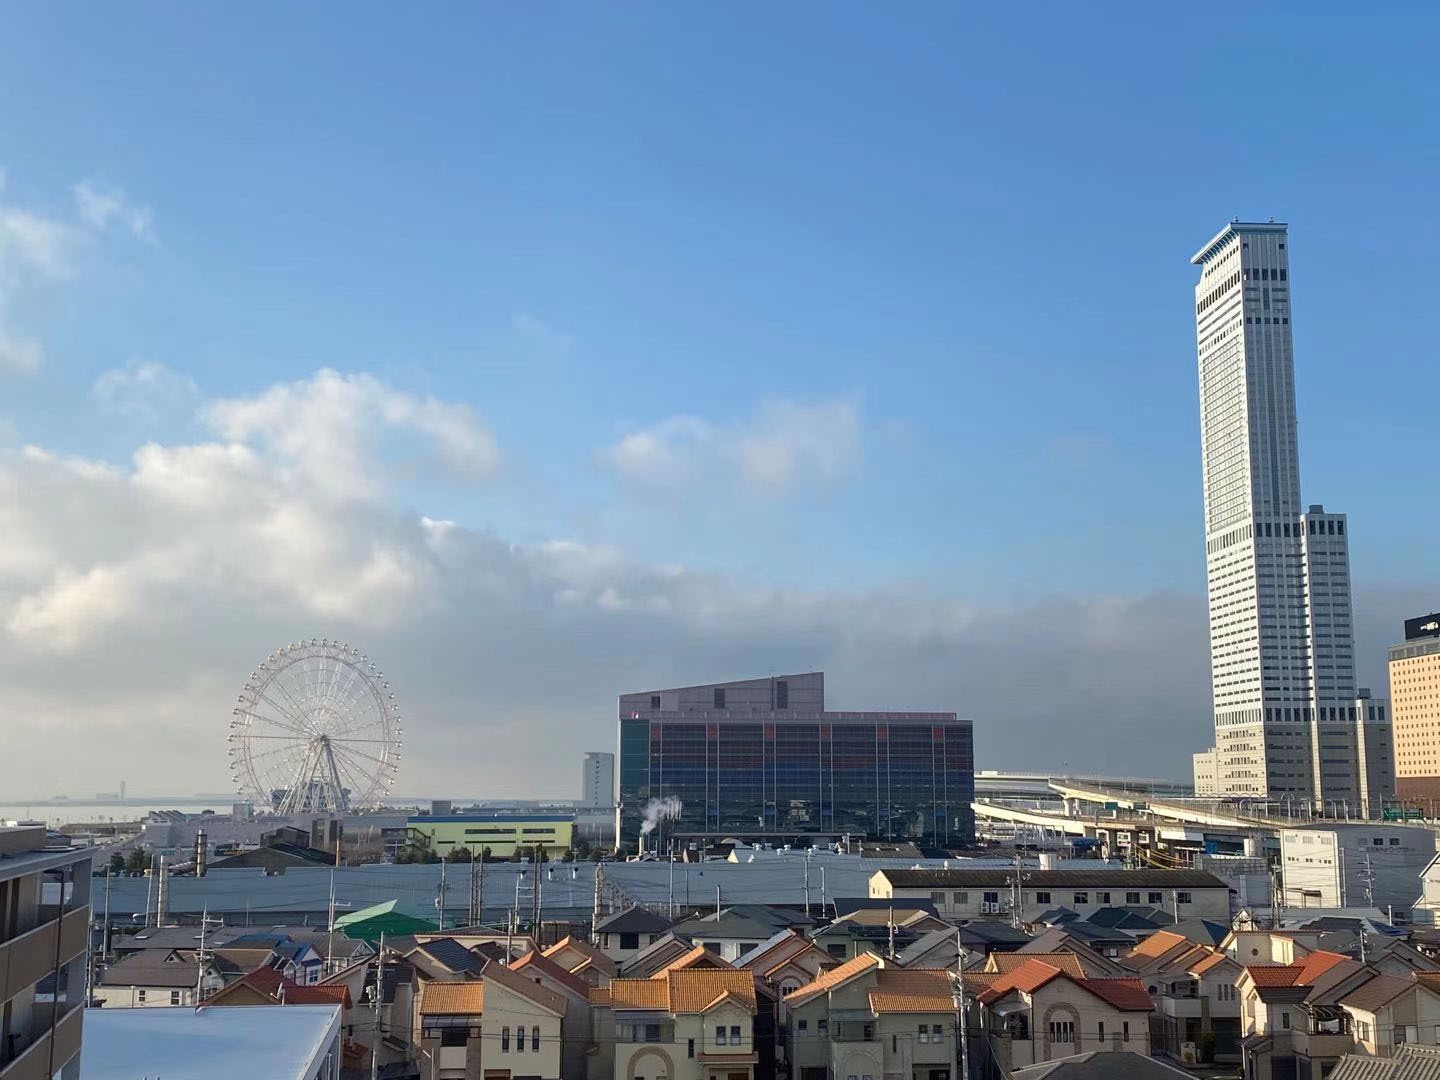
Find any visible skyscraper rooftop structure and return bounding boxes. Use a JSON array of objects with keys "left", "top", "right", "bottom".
[
  {"left": 1190, "top": 222, "right": 1393, "bottom": 810},
  {"left": 615, "top": 672, "right": 974, "bottom": 853}
]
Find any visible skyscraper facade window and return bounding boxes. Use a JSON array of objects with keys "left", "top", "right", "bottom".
[{"left": 1190, "top": 222, "right": 1391, "bottom": 808}]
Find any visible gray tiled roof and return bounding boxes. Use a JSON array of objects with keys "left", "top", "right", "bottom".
[
  {"left": 878, "top": 868, "right": 1226, "bottom": 889},
  {"left": 1010, "top": 1050, "right": 1196, "bottom": 1079}
]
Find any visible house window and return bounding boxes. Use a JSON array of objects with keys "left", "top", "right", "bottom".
[
  {"left": 517, "top": 1025, "right": 525, "bottom": 1051},
  {"left": 644, "top": 1023, "right": 661, "bottom": 1042},
  {"left": 715, "top": 1025, "right": 727, "bottom": 1046},
  {"left": 1281, "top": 1012, "right": 1290, "bottom": 1030},
  {"left": 137, "top": 990, "right": 146, "bottom": 1003},
  {"left": 930, "top": 1024, "right": 943, "bottom": 1042},
  {"left": 983, "top": 891, "right": 999, "bottom": 904},
  {"left": 714, "top": 688, "right": 726, "bottom": 708},
  {"left": 1126, "top": 892, "right": 1141, "bottom": 905},
  {"left": 818, "top": 1019, "right": 829, "bottom": 1035},
  {"left": 650, "top": 695, "right": 661, "bottom": 709},
  {"left": 730, "top": 1025, "right": 741, "bottom": 1044},
  {"left": 931, "top": 891, "right": 946, "bottom": 906},
  {"left": 1049, "top": 1020, "right": 1075, "bottom": 1043},
  {"left": 1098, "top": 892, "right": 1110, "bottom": 904},
  {"left": 620, "top": 932, "right": 640, "bottom": 950},
  {"left": 1035, "top": 891, "right": 1051, "bottom": 905},
  {"left": 502, "top": 1027, "right": 510, "bottom": 1051},
  {"left": 918, "top": 1025, "right": 928, "bottom": 1044},
  {"left": 688, "top": 1038, "right": 695, "bottom": 1058},
  {"left": 1073, "top": 892, "right": 1088, "bottom": 905},
  {"left": 170, "top": 990, "right": 181, "bottom": 1005},
  {"left": 953, "top": 892, "right": 968, "bottom": 904},
  {"left": 1098, "top": 1021, "right": 1105, "bottom": 1041},
  {"left": 1123, "top": 1021, "right": 1130, "bottom": 1042},
  {"left": 533, "top": 1027, "right": 540, "bottom": 1052},
  {"left": 1177, "top": 892, "right": 1192, "bottom": 905},
  {"left": 440, "top": 1029, "right": 467, "bottom": 1047},
  {"left": 776, "top": 680, "right": 788, "bottom": 709},
  {"left": 1148, "top": 892, "right": 1162, "bottom": 905}
]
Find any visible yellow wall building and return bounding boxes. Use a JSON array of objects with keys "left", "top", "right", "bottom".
[
  {"left": 407, "top": 814, "right": 574, "bottom": 858},
  {"left": 1392, "top": 614, "right": 1440, "bottom": 804}
]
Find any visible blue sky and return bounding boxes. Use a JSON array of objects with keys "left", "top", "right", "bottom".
[{"left": 1, "top": 7, "right": 1437, "bottom": 794}]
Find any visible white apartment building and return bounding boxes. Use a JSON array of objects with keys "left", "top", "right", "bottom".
[
  {"left": 1190, "top": 221, "right": 1393, "bottom": 807},
  {"left": 1279, "top": 823, "right": 1434, "bottom": 912},
  {"left": 581, "top": 751, "right": 615, "bottom": 808}
]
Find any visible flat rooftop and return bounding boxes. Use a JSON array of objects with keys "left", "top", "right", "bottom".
[{"left": 82, "top": 1004, "right": 340, "bottom": 1080}]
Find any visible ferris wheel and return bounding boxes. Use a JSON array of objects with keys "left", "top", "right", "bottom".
[{"left": 228, "top": 639, "right": 403, "bottom": 814}]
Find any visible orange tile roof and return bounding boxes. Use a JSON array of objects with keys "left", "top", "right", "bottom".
[
  {"left": 509, "top": 949, "right": 591, "bottom": 998},
  {"left": 1187, "top": 950, "right": 1234, "bottom": 977},
  {"left": 666, "top": 970, "right": 757, "bottom": 1013},
  {"left": 989, "top": 953, "right": 1087, "bottom": 980},
  {"left": 606, "top": 978, "right": 672, "bottom": 1010},
  {"left": 283, "top": 984, "right": 351, "bottom": 1008},
  {"left": 419, "top": 981, "right": 485, "bottom": 1016},
  {"left": 1244, "top": 966, "right": 1302, "bottom": 989},
  {"left": 786, "top": 952, "right": 881, "bottom": 1006},
  {"left": 1294, "top": 951, "right": 1352, "bottom": 985},
  {"left": 1128, "top": 931, "right": 1190, "bottom": 960},
  {"left": 543, "top": 936, "right": 617, "bottom": 976},
  {"left": 978, "top": 959, "right": 1066, "bottom": 1002},
  {"left": 869, "top": 969, "right": 954, "bottom": 1014},
  {"left": 1076, "top": 978, "right": 1153, "bottom": 1012},
  {"left": 651, "top": 944, "right": 732, "bottom": 977}
]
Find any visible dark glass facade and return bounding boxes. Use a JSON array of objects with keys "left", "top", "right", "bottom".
[{"left": 617, "top": 714, "right": 974, "bottom": 851}]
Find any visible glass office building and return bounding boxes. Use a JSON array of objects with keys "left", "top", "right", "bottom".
[{"left": 616, "top": 672, "right": 974, "bottom": 852}]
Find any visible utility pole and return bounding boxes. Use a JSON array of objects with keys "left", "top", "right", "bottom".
[
  {"left": 370, "top": 932, "right": 384, "bottom": 1080},
  {"left": 468, "top": 854, "right": 480, "bottom": 926},
  {"left": 1362, "top": 849, "right": 1375, "bottom": 908},
  {"left": 667, "top": 841, "right": 675, "bottom": 920},
  {"left": 437, "top": 860, "right": 447, "bottom": 932},
  {"left": 820, "top": 866, "right": 828, "bottom": 919},
  {"left": 101, "top": 864, "right": 113, "bottom": 963},
  {"left": 954, "top": 925, "right": 970, "bottom": 1080},
  {"left": 327, "top": 870, "right": 336, "bottom": 973},
  {"left": 195, "top": 906, "right": 221, "bottom": 1003},
  {"left": 143, "top": 854, "right": 156, "bottom": 929},
  {"left": 715, "top": 884, "right": 721, "bottom": 920},
  {"left": 804, "top": 849, "right": 811, "bottom": 919},
  {"left": 592, "top": 862, "right": 604, "bottom": 943}
]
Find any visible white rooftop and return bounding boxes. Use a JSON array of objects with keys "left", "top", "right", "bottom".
[{"left": 82, "top": 1004, "right": 341, "bottom": 1080}]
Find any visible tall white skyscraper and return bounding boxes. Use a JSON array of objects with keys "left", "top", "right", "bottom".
[{"left": 1191, "top": 222, "right": 1392, "bottom": 809}]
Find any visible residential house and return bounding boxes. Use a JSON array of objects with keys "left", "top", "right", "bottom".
[
  {"left": 92, "top": 950, "right": 229, "bottom": 1007},
  {"left": 590, "top": 968, "right": 760, "bottom": 1080},
  {"left": 543, "top": 935, "right": 617, "bottom": 986},
  {"left": 671, "top": 910, "right": 801, "bottom": 964},
  {"left": 811, "top": 908, "right": 949, "bottom": 963},
  {"left": 1015, "top": 929, "right": 1125, "bottom": 976},
  {"left": 407, "top": 938, "right": 488, "bottom": 982},
  {"left": 1340, "top": 972, "right": 1440, "bottom": 1058},
  {"left": 1236, "top": 951, "right": 1378, "bottom": 1080},
  {"left": 622, "top": 933, "right": 701, "bottom": 978},
  {"left": 508, "top": 947, "right": 600, "bottom": 1080},
  {"left": 1120, "top": 931, "right": 1243, "bottom": 1065},
  {"left": 870, "top": 869, "right": 1231, "bottom": 924},
  {"left": 597, "top": 908, "right": 676, "bottom": 965},
  {"left": 417, "top": 962, "right": 568, "bottom": 1080},
  {"left": 737, "top": 931, "right": 834, "bottom": 997},
  {"left": 972, "top": 957, "right": 1154, "bottom": 1073}
]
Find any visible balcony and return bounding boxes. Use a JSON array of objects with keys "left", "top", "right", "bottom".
[
  {"left": 0, "top": 1003, "right": 82, "bottom": 1080},
  {"left": 0, "top": 907, "right": 89, "bottom": 1004}
]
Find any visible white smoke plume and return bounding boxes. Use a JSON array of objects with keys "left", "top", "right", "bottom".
[{"left": 640, "top": 795, "right": 683, "bottom": 835}]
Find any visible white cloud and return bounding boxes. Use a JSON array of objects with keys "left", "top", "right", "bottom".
[
  {"left": 0, "top": 370, "right": 1428, "bottom": 800},
  {"left": 600, "top": 397, "right": 861, "bottom": 499},
  {"left": 0, "top": 170, "right": 152, "bottom": 377},
  {"left": 73, "top": 180, "right": 154, "bottom": 240},
  {"left": 92, "top": 360, "right": 199, "bottom": 422},
  {"left": 201, "top": 368, "right": 500, "bottom": 501}
]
